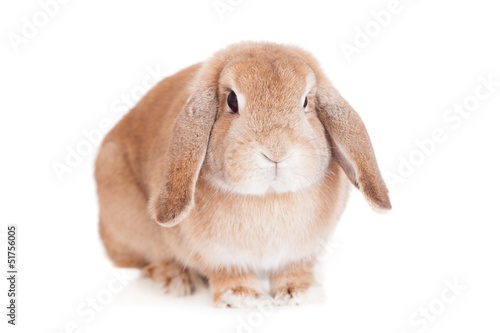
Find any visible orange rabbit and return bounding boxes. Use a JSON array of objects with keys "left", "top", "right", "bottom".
[{"left": 95, "top": 42, "right": 391, "bottom": 307}]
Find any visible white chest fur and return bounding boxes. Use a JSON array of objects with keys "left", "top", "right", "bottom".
[{"left": 185, "top": 186, "right": 343, "bottom": 273}]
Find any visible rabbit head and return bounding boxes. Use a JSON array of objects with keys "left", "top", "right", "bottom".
[{"left": 153, "top": 42, "right": 391, "bottom": 227}]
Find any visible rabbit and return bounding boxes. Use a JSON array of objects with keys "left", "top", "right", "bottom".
[{"left": 95, "top": 41, "right": 391, "bottom": 307}]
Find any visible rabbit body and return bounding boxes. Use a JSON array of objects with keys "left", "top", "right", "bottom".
[{"left": 96, "top": 42, "right": 390, "bottom": 307}]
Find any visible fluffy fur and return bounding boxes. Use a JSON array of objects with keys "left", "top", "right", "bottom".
[{"left": 95, "top": 42, "right": 391, "bottom": 307}]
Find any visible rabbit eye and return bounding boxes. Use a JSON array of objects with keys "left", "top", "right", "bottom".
[
  {"left": 227, "top": 91, "right": 238, "bottom": 113},
  {"left": 303, "top": 97, "right": 308, "bottom": 108}
]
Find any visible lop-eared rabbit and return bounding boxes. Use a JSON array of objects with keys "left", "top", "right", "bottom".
[{"left": 95, "top": 42, "right": 391, "bottom": 307}]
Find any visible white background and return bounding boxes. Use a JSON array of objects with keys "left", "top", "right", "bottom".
[{"left": 1, "top": 0, "right": 499, "bottom": 332}]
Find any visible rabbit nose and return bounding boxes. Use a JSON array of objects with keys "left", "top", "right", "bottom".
[
  {"left": 261, "top": 152, "right": 281, "bottom": 177},
  {"left": 261, "top": 153, "right": 279, "bottom": 164},
  {"left": 261, "top": 150, "right": 292, "bottom": 165},
  {"left": 258, "top": 127, "right": 291, "bottom": 161}
]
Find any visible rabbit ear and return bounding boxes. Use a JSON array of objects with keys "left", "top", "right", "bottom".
[
  {"left": 315, "top": 84, "right": 392, "bottom": 212},
  {"left": 153, "top": 87, "right": 218, "bottom": 227}
]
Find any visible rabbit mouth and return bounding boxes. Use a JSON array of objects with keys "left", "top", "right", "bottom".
[
  {"left": 244, "top": 172, "right": 318, "bottom": 195},
  {"left": 206, "top": 169, "right": 316, "bottom": 196},
  {"left": 268, "top": 176, "right": 309, "bottom": 194},
  {"left": 205, "top": 144, "right": 329, "bottom": 196}
]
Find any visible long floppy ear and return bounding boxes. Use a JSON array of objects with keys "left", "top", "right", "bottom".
[
  {"left": 154, "top": 87, "right": 218, "bottom": 227},
  {"left": 315, "top": 84, "right": 392, "bottom": 212}
]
